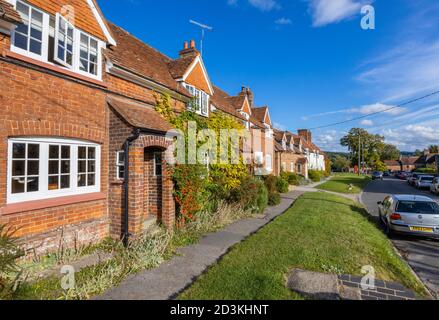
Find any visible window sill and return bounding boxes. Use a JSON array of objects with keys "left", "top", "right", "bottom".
[
  {"left": 4, "top": 50, "right": 107, "bottom": 87},
  {"left": 0, "top": 192, "right": 106, "bottom": 216}
]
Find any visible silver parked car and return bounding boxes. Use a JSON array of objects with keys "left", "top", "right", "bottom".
[
  {"left": 415, "top": 175, "right": 435, "bottom": 189},
  {"left": 431, "top": 177, "right": 439, "bottom": 195},
  {"left": 378, "top": 195, "right": 439, "bottom": 238}
]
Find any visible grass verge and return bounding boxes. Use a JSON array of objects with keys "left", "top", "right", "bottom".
[
  {"left": 179, "top": 192, "right": 426, "bottom": 300},
  {"left": 317, "top": 173, "right": 371, "bottom": 194},
  {"left": 11, "top": 202, "right": 251, "bottom": 300}
]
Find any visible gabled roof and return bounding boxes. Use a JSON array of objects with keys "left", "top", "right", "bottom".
[
  {"left": 400, "top": 156, "right": 419, "bottom": 166},
  {"left": 384, "top": 160, "right": 401, "bottom": 166},
  {"left": 24, "top": 0, "right": 115, "bottom": 43},
  {"left": 210, "top": 86, "right": 247, "bottom": 121},
  {"left": 106, "top": 23, "right": 190, "bottom": 97},
  {"left": 168, "top": 56, "right": 196, "bottom": 79},
  {"left": 252, "top": 106, "right": 272, "bottom": 127},
  {"left": 107, "top": 96, "right": 173, "bottom": 133},
  {"left": 168, "top": 51, "right": 214, "bottom": 96},
  {"left": 0, "top": 0, "right": 22, "bottom": 24},
  {"left": 273, "top": 129, "right": 286, "bottom": 142},
  {"left": 226, "top": 95, "right": 246, "bottom": 110}
]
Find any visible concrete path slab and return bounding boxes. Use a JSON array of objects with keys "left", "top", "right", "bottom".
[{"left": 96, "top": 190, "right": 304, "bottom": 300}]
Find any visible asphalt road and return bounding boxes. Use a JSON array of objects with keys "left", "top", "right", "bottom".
[{"left": 361, "top": 177, "right": 439, "bottom": 298}]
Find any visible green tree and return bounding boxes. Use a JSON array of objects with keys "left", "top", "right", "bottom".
[
  {"left": 332, "top": 155, "right": 351, "bottom": 172},
  {"left": 340, "top": 128, "right": 385, "bottom": 168},
  {"left": 381, "top": 144, "right": 400, "bottom": 161},
  {"left": 414, "top": 149, "right": 423, "bottom": 156},
  {"left": 429, "top": 145, "right": 439, "bottom": 153}
]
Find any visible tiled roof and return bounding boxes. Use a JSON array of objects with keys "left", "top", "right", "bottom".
[
  {"left": 168, "top": 55, "right": 196, "bottom": 79},
  {"left": 105, "top": 23, "right": 190, "bottom": 97},
  {"left": 0, "top": 0, "right": 22, "bottom": 24},
  {"left": 107, "top": 96, "right": 173, "bottom": 133},
  {"left": 400, "top": 156, "right": 419, "bottom": 166},
  {"left": 26, "top": 0, "right": 106, "bottom": 40},
  {"left": 274, "top": 129, "right": 285, "bottom": 142},
  {"left": 211, "top": 86, "right": 247, "bottom": 121},
  {"left": 384, "top": 160, "right": 400, "bottom": 166},
  {"left": 226, "top": 95, "right": 246, "bottom": 110},
  {"left": 252, "top": 107, "right": 267, "bottom": 123}
]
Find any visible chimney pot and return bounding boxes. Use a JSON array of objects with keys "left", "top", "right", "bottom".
[
  {"left": 184, "top": 41, "right": 189, "bottom": 49},
  {"left": 190, "top": 39, "right": 195, "bottom": 48}
]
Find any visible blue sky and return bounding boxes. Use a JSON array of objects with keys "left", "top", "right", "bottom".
[{"left": 99, "top": 0, "right": 439, "bottom": 152}]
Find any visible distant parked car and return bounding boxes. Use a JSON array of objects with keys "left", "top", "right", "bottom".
[
  {"left": 430, "top": 177, "right": 439, "bottom": 195},
  {"left": 378, "top": 195, "right": 439, "bottom": 238},
  {"left": 409, "top": 173, "right": 424, "bottom": 186},
  {"left": 372, "top": 171, "right": 384, "bottom": 180},
  {"left": 416, "top": 176, "right": 435, "bottom": 189},
  {"left": 398, "top": 171, "right": 410, "bottom": 180},
  {"left": 383, "top": 171, "right": 391, "bottom": 177}
]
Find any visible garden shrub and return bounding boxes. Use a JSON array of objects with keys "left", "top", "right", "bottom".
[
  {"left": 415, "top": 167, "right": 437, "bottom": 174},
  {"left": 276, "top": 177, "right": 289, "bottom": 193},
  {"left": 264, "top": 175, "right": 278, "bottom": 194},
  {"left": 281, "top": 172, "right": 303, "bottom": 186},
  {"left": 268, "top": 192, "right": 281, "bottom": 206},
  {"left": 231, "top": 177, "right": 268, "bottom": 213},
  {"left": 308, "top": 170, "right": 323, "bottom": 182},
  {"left": 0, "top": 225, "right": 23, "bottom": 299}
]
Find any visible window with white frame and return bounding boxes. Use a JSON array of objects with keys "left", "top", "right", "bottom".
[
  {"left": 291, "top": 162, "right": 295, "bottom": 173},
  {"left": 79, "top": 32, "right": 99, "bottom": 75},
  {"left": 7, "top": 138, "right": 100, "bottom": 204},
  {"left": 54, "top": 13, "right": 74, "bottom": 68},
  {"left": 266, "top": 154, "right": 272, "bottom": 171},
  {"left": 11, "top": 1, "right": 103, "bottom": 79},
  {"left": 154, "top": 152, "right": 162, "bottom": 177},
  {"left": 281, "top": 162, "right": 286, "bottom": 172},
  {"left": 184, "top": 84, "right": 209, "bottom": 116},
  {"left": 13, "top": 1, "right": 46, "bottom": 58},
  {"left": 116, "top": 151, "right": 125, "bottom": 180}
]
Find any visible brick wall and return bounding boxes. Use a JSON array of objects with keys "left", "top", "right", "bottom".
[{"left": 0, "top": 56, "right": 109, "bottom": 254}]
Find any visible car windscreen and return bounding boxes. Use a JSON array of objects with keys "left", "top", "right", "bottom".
[
  {"left": 420, "top": 177, "right": 434, "bottom": 182},
  {"left": 396, "top": 201, "right": 439, "bottom": 214}
]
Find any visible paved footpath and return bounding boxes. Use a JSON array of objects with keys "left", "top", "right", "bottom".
[{"left": 97, "top": 190, "right": 304, "bottom": 300}]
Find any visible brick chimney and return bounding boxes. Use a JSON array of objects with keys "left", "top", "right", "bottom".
[
  {"left": 298, "top": 129, "right": 312, "bottom": 142},
  {"left": 246, "top": 87, "right": 254, "bottom": 108},
  {"left": 179, "top": 39, "right": 199, "bottom": 58}
]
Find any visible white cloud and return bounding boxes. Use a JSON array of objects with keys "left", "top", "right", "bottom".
[
  {"left": 302, "top": 103, "right": 406, "bottom": 120},
  {"left": 229, "top": 0, "right": 280, "bottom": 11},
  {"left": 275, "top": 17, "right": 292, "bottom": 25},
  {"left": 308, "top": 0, "right": 368, "bottom": 27},
  {"left": 360, "top": 119, "right": 373, "bottom": 126},
  {"left": 350, "top": 103, "right": 407, "bottom": 116},
  {"left": 248, "top": 0, "right": 280, "bottom": 11},
  {"left": 382, "top": 122, "right": 439, "bottom": 151}
]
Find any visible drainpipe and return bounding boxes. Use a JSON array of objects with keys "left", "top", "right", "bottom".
[{"left": 123, "top": 128, "right": 141, "bottom": 248}]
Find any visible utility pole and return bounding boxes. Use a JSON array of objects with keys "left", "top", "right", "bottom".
[{"left": 358, "top": 133, "right": 361, "bottom": 176}]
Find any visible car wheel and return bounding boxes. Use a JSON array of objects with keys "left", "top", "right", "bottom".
[{"left": 384, "top": 222, "right": 393, "bottom": 237}]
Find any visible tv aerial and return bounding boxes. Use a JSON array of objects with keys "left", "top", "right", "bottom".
[{"left": 189, "top": 19, "right": 214, "bottom": 56}]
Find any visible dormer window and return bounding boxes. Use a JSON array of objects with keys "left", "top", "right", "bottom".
[
  {"left": 282, "top": 140, "right": 287, "bottom": 150},
  {"left": 11, "top": 1, "right": 103, "bottom": 80}
]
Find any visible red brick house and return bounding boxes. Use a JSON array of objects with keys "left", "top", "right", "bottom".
[
  {"left": 0, "top": 0, "right": 115, "bottom": 254},
  {"left": 0, "top": 0, "right": 279, "bottom": 254},
  {"left": 273, "top": 130, "right": 308, "bottom": 177}
]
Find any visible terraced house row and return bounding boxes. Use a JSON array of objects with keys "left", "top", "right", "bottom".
[{"left": 0, "top": 0, "right": 326, "bottom": 254}]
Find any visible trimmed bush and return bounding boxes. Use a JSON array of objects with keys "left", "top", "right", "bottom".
[
  {"left": 281, "top": 172, "right": 303, "bottom": 186},
  {"left": 415, "top": 168, "right": 437, "bottom": 174},
  {"left": 231, "top": 177, "right": 268, "bottom": 214},
  {"left": 276, "top": 178, "right": 289, "bottom": 193},
  {"left": 308, "top": 170, "right": 323, "bottom": 182}
]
